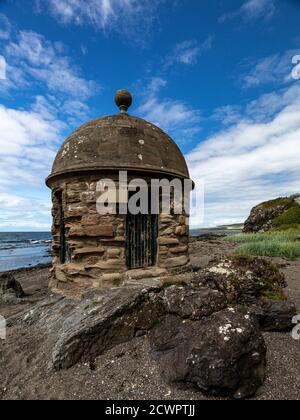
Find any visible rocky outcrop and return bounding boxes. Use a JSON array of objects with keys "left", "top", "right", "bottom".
[
  {"left": 7, "top": 252, "right": 296, "bottom": 399},
  {"left": 0, "top": 273, "right": 25, "bottom": 303},
  {"left": 150, "top": 308, "right": 266, "bottom": 399},
  {"left": 243, "top": 194, "right": 300, "bottom": 233},
  {"left": 162, "top": 286, "right": 227, "bottom": 320},
  {"left": 195, "top": 256, "right": 287, "bottom": 304},
  {"left": 192, "top": 256, "right": 297, "bottom": 332},
  {"left": 8, "top": 279, "right": 268, "bottom": 399}
]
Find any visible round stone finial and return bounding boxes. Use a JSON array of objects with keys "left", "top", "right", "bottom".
[{"left": 115, "top": 89, "right": 133, "bottom": 114}]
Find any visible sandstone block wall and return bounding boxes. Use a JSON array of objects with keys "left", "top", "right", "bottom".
[{"left": 50, "top": 174, "right": 190, "bottom": 290}]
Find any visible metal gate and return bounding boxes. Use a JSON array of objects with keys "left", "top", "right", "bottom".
[{"left": 125, "top": 213, "right": 158, "bottom": 269}]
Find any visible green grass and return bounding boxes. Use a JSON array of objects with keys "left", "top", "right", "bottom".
[
  {"left": 225, "top": 229, "right": 300, "bottom": 259},
  {"left": 273, "top": 206, "right": 300, "bottom": 227},
  {"left": 260, "top": 196, "right": 296, "bottom": 209},
  {"left": 149, "top": 319, "right": 161, "bottom": 329}
]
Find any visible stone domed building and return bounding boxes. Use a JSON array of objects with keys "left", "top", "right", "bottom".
[{"left": 46, "top": 90, "right": 193, "bottom": 291}]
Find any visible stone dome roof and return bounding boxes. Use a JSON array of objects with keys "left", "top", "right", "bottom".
[{"left": 46, "top": 113, "right": 190, "bottom": 186}]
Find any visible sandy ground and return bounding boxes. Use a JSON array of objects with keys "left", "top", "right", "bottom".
[{"left": 0, "top": 239, "right": 299, "bottom": 400}]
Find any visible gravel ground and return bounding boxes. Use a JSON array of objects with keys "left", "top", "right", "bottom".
[{"left": 0, "top": 239, "right": 299, "bottom": 400}]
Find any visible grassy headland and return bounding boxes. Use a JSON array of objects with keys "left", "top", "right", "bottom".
[{"left": 226, "top": 195, "right": 300, "bottom": 259}]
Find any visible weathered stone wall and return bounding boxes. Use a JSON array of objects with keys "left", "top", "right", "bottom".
[
  {"left": 49, "top": 173, "right": 190, "bottom": 291},
  {"left": 158, "top": 214, "right": 189, "bottom": 269}
]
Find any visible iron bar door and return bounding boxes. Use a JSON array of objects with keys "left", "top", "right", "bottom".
[{"left": 126, "top": 213, "right": 158, "bottom": 269}]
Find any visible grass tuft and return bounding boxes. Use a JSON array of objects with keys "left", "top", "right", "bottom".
[{"left": 225, "top": 229, "right": 300, "bottom": 259}]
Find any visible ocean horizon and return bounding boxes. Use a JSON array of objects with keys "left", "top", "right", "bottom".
[
  {"left": 0, "top": 232, "right": 52, "bottom": 272},
  {"left": 0, "top": 228, "right": 242, "bottom": 273}
]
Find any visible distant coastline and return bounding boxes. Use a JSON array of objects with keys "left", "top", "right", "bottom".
[{"left": 190, "top": 223, "right": 243, "bottom": 237}]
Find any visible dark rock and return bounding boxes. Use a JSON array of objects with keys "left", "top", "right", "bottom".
[
  {"left": 190, "top": 234, "right": 226, "bottom": 242},
  {"left": 50, "top": 287, "right": 165, "bottom": 370},
  {"left": 259, "top": 299, "right": 297, "bottom": 332},
  {"left": 243, "top": 194, "right": 300, "bottom": 233},
  {"left": 162, "top": 286, "right": 227, "bottom": 320},
  {"left": 0, "top": 273, "right": 25, "bottom": 303},
  {"left": 150, "top": 307, "right": 266, "bottom": 399},
  {"left": 194, "top": 256, "right": 286, "bottom": 305},
  {"left": 8, "top": 280, "right": 268, "bottom": 399}
]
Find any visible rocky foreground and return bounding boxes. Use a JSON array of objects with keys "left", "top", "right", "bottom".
[{"left": 0, "top": 238, "right": 299, "bottom": 400}]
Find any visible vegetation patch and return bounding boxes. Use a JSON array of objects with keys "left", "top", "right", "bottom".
[
  {"left": 259, "top": 196, "right": 296, "bottom": 210},
  {"left": 161, "top": 280, "right": 187, "bottom": 289},
  {"left": 228, "top": 255, "right": 286, "bottom": 302},
  {"left": 273, "top": 206, "right": 300, "bottom": 228},
  {"left": 225, "top": 229, "right": 300, "bottom": 259},
  {"left": 149, "top": 319, "right": 161, "bottom": 329}
]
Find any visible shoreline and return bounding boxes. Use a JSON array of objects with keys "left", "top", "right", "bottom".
[
  {"left": 0, "top": 232, "right": 240, "bottom": 274},
  {"left": 0, "top": 263, "right": 51, "bottom": 276},
  {"left": 0, "top": 236, "right": 299, "bottom": 400}
]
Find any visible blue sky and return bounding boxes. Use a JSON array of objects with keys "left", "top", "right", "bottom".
[{"left": 0, "top": 0, "right": 300, "bottom": 230}]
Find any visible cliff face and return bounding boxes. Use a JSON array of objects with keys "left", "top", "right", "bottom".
[{"left": 243, "top": 194, "right": 300, "bottom": 233}]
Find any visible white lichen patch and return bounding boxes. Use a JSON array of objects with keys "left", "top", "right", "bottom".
[
  {"left": 219, "top": 323, "right": 244, "bottom": 339},
  {"left": 138, "top": 154, "right": 143, "bottom": 161},
  {"left": 219, "top": 324, "right": 232, "bottom": 335},
  {"left": 61, "top": 143, "right": 70, "bottom": 158},
  {"left": 77, "top": 136, "right": 85, "bottom": 145},
  {"left": 209, "top": 264, "right": 232, "bottom": 276},
  {"left": 139, "top": 139, "right": 145, "bottom": 145}
]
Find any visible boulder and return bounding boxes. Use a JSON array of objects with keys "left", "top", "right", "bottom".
[
  {"left": 0, "top": 273, "right": 25, "bottom": 303},
  {"left": 193, "top": 256, "right": 297, "bottom": 332},
  {"left": 9, "top": 279, "right": 268, "bottom": 399},
  {"left": 195, "top": 256, "right": 287, "bottom": 305},
  {"left": 150, "top": 308, "right": 266, "bottom": 399},
  {"left": 162, "top": 286, "right": 227, "bottom": 320},
  {"left": 49, "top": 287, "right": 165, "bottom": 370},
  {"left": 258, "top": 299, "right": 297, "bottom": 332}
]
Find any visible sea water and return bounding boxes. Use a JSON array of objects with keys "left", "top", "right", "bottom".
[{"left": 0, "top": 232, "right": 52, "bottom": 272}]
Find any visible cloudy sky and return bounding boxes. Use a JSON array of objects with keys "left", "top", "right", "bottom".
[{"left": 0, "top": 0, "right": 300, "bottom": 230}]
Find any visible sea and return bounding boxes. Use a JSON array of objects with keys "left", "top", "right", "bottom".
[
  {"left": 0, "top": 232, "right": 52, "bottom": 273},
  {"left": 190, "top": 228, "right": 242, "bottom": 237},
  {"left": 0, "top": 229, "right": 242, "bottom": 273}
]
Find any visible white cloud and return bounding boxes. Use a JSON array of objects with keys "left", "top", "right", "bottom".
[
  {"left": 0, "top": 194, "right": 51, "bottom": 231},
  {"left": 0, "top": 99, "right": 65, "bottom": 230},
  {"left": 0, "top": 14, "right": 11, "bottom": 40},
  {"left": 0, "top": 20, "right": 100, "bottom": 230},
  {"left": 240, "top": 50, "right": 299, "bottom": 89},
  {"left": 0, "top": 56, "right": 6, "bottom": 80},
  {"left": 0, "top": 101, "right": 62, "bottom": 177},
  {"left": 292, "top": 55, "right": 300, "bottom": 80},
  {"left": 137, "top": 78, "right": 201, "bottom": 142},
  {"left": 38, "top": 0, "right": 162, "bottom": 44},
  {"left": 164, "top": 37, "right": 214, "bottom": 69},
  {"left": 212, "top": 105, "right": 242, "bottom": 126},
  {"left": 187, "top": 83, "right": 300, "bottom": 227},
  {"left": 0, "top": 17, "right": 101, "bottom": 232},
  {"left": 220, "top": 0, "right": 276, "bottom": 23},
  {"left": 5, "top": 31, "right": 98, "bottom": 99}
]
